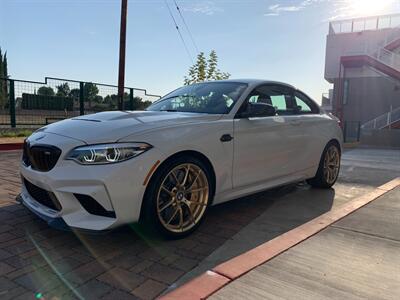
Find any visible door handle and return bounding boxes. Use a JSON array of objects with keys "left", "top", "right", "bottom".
[{"left": 220, "top": 134, "right": 233, "bottom": 142}]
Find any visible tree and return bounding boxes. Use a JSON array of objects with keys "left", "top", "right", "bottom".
[
  {"left": 0, "top": 48, "right": 9, "bottom": 109},
  {"left": 103, "top": 93, "right": 151, "bottom": 110},
  {"left": 83, "top": 82, "right": 99, "bottom": 108},
  {"left": 184, "top": 50, "right": 230, "bottom": 85},
  {"left": 69, "top": 88, "right": 80, "bottom": 99},
  {"left": 56, "top": 83, "right": 70, "bottom": 97},
  {"left": 37, "top": 86, "right": 55, "bottom": 96}
]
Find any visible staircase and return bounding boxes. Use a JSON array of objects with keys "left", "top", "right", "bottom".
[
  {"left": 362, "top": 106, "right": 400, "bottom": 130},
  {"left": 355, "top": 34, "right": 400, "bottom": 131},
  {"left": 341, "top": 27, "right": 400, "bottom": 77},
  {"left": 383, "top": 28, "right": 400, "bottom": 51},
  {"left": 371, "top": 45, "right": 400, "bottom": 72}
]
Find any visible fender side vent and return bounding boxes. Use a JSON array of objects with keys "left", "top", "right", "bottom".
[{"left": 74, "top": 194, "right": 116, "bottom": 218}]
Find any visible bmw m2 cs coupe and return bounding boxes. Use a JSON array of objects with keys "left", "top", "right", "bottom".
[{"left": 19, "top": 79, "right": 342, "bottom": 238}]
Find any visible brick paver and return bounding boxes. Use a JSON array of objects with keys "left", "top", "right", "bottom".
[{"left": 0, "top": 151, "right": 277, "bottom": 299}]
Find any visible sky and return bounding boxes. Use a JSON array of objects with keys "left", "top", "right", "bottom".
[{"left": 1, "top": 0, "right": 400, "bottom": 102}]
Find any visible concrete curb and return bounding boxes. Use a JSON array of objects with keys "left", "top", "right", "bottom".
[
  {"left": 0, "top": 143, "right": 23, "bottom": 151},
  {"left": 159, "top": 177, "right": 400, "bottom": 300}
]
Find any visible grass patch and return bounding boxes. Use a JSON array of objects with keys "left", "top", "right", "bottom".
[{"left": 0, "top": 130, "right": 33, "bottom": 138}]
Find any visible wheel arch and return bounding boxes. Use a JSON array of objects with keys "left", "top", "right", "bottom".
[
  {"left": 327, "top": 138, "right": 342, "bottom": 154},
  {"left": 139, "top": 150, "right": 217, "bottom": 222}
]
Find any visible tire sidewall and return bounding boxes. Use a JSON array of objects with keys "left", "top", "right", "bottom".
[{"left": 309, "top": 141, "right": 341, "bottom": 188}]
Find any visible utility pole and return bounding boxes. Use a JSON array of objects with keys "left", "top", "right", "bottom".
[{"left": 118, "top": 0, "right": 128, "bottom": 110}]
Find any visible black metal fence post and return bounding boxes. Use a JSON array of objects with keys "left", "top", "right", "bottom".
[
  {"left": 343, "top": 121, "right": 347, "bottom": 143},
  {"left": 129, "top": 88, "right": 134, "bottom": 110},
  {"left": 9, "top": 80, "right": 16, "bottom": 128},
  {"left": 79, "top": 82, "right": 84, "bottom": 115},
  {"left": 357, "top": 121, "right": 361, "bottom": 142}
]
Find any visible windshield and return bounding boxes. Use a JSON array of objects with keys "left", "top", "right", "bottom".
[{"left": 147, "top": 82, "right": 247, "bottom": 114}]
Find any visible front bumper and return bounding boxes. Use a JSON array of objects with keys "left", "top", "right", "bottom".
[
  {"left": 20, "top": 132, "right": 165, "bottom": 231},
  {"left": 16, "top": 194, "right": 70, "bottom": 231}
]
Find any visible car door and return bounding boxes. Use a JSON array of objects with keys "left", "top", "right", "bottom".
[
  {"left": 233, "top": 84, "right": 305, "bottom": 188},
  {"left": 293, "top": 90, "right": 326, "bottom": 170}
]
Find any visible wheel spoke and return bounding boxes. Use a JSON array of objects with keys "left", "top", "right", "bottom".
[
  {"left": 323, "top": 146, "right": 340, "bottom": 184},
  {"left": 161, "top": 186, "right": 173, "bottom": 196},
  {"left": 159, "top": 199, "right": 174, "bottom": 213},
  {"left": 157, "top": 163, "right": 209, "bottom": 233},
  {"left": 188, "top": 170, "right": 201, "bottom": 190},
  {"left": 170, "top": 171, "right": 180, "bottom": 185},
  {"left": 166, "top": 208, "right": 179, "bottom": 225},
  {"left": 188, "top": 208, "right": 196, "bottom": 225},
  {"left": 330, "top": 149, "right": 335, "bottom": 161},
  {"left": 182, "top": 165, "right": 191, "bottom": 186},
  {"left": 182, "top": 200, "right": 196, "bottom": 224},
  {"left": 188, "top": 200, "right": 207, "bottom": 207},
  {"left": 187, "top": 186, "right": 207, "bottom": 194}
]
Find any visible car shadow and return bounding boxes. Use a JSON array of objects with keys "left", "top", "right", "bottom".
[{"left": 0, "top": 182, "right": 335, "bottom": 299}]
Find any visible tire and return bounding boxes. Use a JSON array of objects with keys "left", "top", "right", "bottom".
[
  {"left": 307, "top": 141, "right": 341, "bottom": 189},
  {"left": 142, "top": 155, "right": 213, "bottom": 239}
]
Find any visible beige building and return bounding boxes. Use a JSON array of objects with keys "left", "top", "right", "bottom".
[{"left": 324, "top": 13, "right": 400, "bottom": 143}]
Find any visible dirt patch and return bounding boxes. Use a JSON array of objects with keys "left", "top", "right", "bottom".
[{"left": 0, "top": 137, "right": 25, "bottom": 144}]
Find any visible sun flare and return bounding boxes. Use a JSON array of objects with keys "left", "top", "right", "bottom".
[{"left": 346, "top": 0, "right": 393, "bottom": 17}]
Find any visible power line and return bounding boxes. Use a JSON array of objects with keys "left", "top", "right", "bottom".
[
  {"left": 164, "top": 0, "right": 194, "bottom": 64},
  {"left": 173, "top": 0, "right": 199, "bottom": 54}
]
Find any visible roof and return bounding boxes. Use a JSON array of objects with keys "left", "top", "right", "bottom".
[{"left": 202, "top": 78, "right": 296, "bottom": 89}]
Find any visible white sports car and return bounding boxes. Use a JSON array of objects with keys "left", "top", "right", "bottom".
[{"left": 19, "top": 79, "right": 342, "bottom": 238}]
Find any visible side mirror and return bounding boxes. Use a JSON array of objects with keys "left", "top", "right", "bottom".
[{"left": 241, "top": 103, "right": 276, "bottom": 118}]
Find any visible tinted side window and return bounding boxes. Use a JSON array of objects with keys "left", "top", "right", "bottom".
[
  {"left": 294, "top": 91, "right": 319, "bottom": 114},
  {"left": 246, "top": 85, "right": 294, "bottom": 116}
]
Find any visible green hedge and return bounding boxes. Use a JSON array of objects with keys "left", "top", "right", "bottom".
[{"left": 22, "top": 93, "right": 73, "bottom": 111}]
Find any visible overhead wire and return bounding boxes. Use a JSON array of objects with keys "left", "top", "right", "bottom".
[
  {"left": 164, "top": 0, "right": 194, "bottom": 64},
  {"left": 173, "top": 0, "right": 200, "bottom": 54}
]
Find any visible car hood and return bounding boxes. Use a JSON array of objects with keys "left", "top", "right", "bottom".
[{"left": 41, "top": 111, "right": 222, "bottom": 144}]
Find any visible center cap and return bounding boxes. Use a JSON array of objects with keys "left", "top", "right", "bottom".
[{"left": 176, "top": 191, "right": 184, "bottom": 201}]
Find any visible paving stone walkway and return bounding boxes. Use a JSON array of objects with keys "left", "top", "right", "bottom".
[{"left": 0, "top": 151, "right": 276, "bottom": 300}]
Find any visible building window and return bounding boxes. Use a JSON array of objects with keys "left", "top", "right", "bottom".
[{"left": 343, "top": 79, "right": 349, "bottom": 105}]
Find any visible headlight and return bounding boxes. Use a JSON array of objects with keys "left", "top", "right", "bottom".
[{"left": 67, "top": 143, "right": 152, "bottom": 165}]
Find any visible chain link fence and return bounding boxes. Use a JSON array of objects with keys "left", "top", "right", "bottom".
[{"left": 0, "top": 77, "right": 161, "bottom": 128}]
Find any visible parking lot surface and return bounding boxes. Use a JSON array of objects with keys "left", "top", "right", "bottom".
[{"left": 0, "top": 148, "right": 399, "bottom": 299}]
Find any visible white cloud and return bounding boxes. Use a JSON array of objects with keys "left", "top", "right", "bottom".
[
  {"left": 182, "top": 1, "right": 223, "bottom": 16},
  {"left": 264, "top": 0, "right": 323, "bottom": 17},
  {"left": 328, "top": 0, "right": 399, "bottom": 21},
  {"left": 265, "top": 0, "right": 400, "bottom": 20}
]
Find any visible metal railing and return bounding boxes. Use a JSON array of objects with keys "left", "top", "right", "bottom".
[
  {"left": 339, "top": 32, "right": 400, "bottom": 72},
  {"left": 330, "top": 13, "right": 400, "bottom": 34},
  {"left": 0, "top": 76, "right": 161, "bottom": 128},
  {"left": 362, "top": 106, "right": 400, "bottom": 129},
  {"left": 371, "top": 47, "right": 400, "bottom": 71}
]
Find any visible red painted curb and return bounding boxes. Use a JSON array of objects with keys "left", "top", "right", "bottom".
[
  {"left": 161, "top": 177, "right": 400, "bottom": 299},
  {"left": 0, "top": 143, "right": 23, "bottom": 151},
  {"left": 159, "top": 271, "right": 230, "bottom": 300}
]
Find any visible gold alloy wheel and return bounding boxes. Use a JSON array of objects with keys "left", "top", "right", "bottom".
[
  {"left": 323, "top": 145, "right": 340, "bottom": 184},
  {"left": 156, "top": 163, "right": 209, "bottom": 233}
]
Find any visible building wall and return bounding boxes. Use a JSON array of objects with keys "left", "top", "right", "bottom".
[
  {"left": 361, "top": 129, "right": 400, "bottom": 149},
  {"left": 325, "top": 27, "right": 400, "bottom": 81},
  {"left": 333, "top": 75, "right": 400, "bottom": 124}
]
